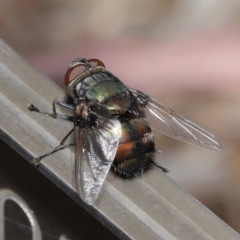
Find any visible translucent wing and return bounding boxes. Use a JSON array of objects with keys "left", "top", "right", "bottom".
[
  {"left": 75, "top": 118, "right": 121, "bottom": 205},
  {"left": 130, "top": 89, "right": 222, "bottom": 151}
]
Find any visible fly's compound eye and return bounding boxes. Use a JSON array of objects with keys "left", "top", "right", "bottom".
[
  {"left": 88, "top": 59, "right": 105, "bottom": 68},
  {"left": 64, "top": 63, "right": 87, "bottom": 86}
]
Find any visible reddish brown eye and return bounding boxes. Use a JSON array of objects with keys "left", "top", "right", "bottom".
[
  {"left": 64, "top": 64, "right": 87, "bottom": 86},
  {"left": 88, "top": 59, "right": 105, "bottom": 68}
]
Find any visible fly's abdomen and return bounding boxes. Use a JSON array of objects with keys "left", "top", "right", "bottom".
[
  {"left": 81, "top": 72, "right": 130, "bottom": 115},
  {"left": 113, "top": 117, "right": 155, "bottom": 178}
]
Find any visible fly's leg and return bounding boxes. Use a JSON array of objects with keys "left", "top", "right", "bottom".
[
  {"left": 152, "top": 162, "right": 169, "bottom": 173},
  {"left": 33, "top": 128, "right": 75, "bottom": 167},
  {"left": 33, "top": 143, "right": 75, "bottom": 167},
  {"left": 153, "top": 150, "right": 169, "bottom": 173},
  {"left": 28, "top": 100, "right": 75, "bottom": 166},
  {"left": 28, "top": 100, "right": 74, "bottom": 119}
]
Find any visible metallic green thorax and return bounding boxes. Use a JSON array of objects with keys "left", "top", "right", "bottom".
[{"left": 80, "top": 72, "right": 130, "bottom": 115}]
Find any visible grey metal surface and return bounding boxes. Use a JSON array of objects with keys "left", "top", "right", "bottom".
[{"left": 0, "top": 39, "right": 239, "bottom": 240}]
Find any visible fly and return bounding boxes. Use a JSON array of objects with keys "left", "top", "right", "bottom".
[{"left": 28, "top": 58, "right": 222, "bottom": 205}]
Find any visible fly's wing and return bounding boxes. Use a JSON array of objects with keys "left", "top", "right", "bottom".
[
  {"left": 75, "top": 118, "right": 121, "bottom": 205},
  {"left": 130, "top": 89, "right": 222, "bottom": 151}
]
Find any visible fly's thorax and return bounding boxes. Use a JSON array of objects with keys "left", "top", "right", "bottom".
[{"left": 78, "top": 72, "right": 131, "bottom": 116}]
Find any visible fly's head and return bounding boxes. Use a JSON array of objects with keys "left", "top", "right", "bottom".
[{"left": 64, "top": 58, "right": 106, "bottom": 98}]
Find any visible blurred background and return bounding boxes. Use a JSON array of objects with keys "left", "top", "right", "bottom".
[{"left": 1, "top": 0, "right": 240, "bottom": 236}]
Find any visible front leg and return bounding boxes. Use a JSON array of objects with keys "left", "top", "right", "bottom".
[
  {"left": 28, "top": 100, "right": 74, "bottom": 118},
  {"left": 28, "top": 100, "right": 75, "bottom": 166}
]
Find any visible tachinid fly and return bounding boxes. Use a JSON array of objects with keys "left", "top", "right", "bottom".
[{"left": 28, "top": 58, "right": 222, "bottom": 205}]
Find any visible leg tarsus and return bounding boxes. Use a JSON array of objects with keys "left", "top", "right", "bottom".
[
  {"left": 33, "top": 143, "right": 75, "bottom": 167},
  {"left": 152, "top": 162, "right": 169, "bottom": 173},
  {"left": 28, "top": 100, "right": 74, "bottom": 119},
  {"left": 157, "top": 166, "right": 169, "bottom": 173},
  {"left": 32, "top": 128, "right": 75, "bottom": 167},
  {"left": 33, "top": 158, "right": 41, "bottom": 167},
  {"left": 28, "top": 103, "right": 40, "bottom": 112},
  {"left": 28, "top": 103, "right": 57, "bottom": 118}
]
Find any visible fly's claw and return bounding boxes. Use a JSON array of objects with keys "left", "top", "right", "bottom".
[
  {"left": 28, "top": 103, "right": 40, "bottom": 112},
  {"left": 32, "top": 158, "right": 41, "bottom": 167},
  {"left": 161, "top": 167, "right": 169, "bottom": 173}
]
